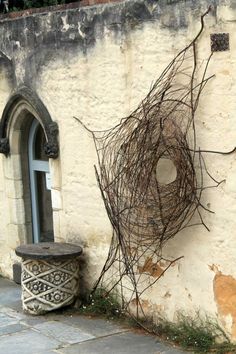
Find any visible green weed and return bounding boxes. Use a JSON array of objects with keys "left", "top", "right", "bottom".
[
  {"left": 153, "top": 314, "right": 235, "bottom": 353},
  {"left": 79, "top": 288, "right": 123, "bottom": 319}
]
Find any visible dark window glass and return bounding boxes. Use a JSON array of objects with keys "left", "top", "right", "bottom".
[{"left": 34, "top": 125, "right": 47, "bottom": 161}]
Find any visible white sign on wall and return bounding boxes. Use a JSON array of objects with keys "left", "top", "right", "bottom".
[{"left": 45, "top": 172, "right": 52, "bottom": 191}]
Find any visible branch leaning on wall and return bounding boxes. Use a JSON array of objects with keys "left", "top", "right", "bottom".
[{"left": 74, "top": 6, "right": 235, "bottom": 328}]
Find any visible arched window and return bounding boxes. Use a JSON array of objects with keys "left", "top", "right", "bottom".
[{"left": 0, "top": 86, "right": 59, "bottom": 245}]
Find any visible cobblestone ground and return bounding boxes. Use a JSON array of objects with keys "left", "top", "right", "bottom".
[{"left": 0, "top": 277, "right": 188, "bottom": 354}]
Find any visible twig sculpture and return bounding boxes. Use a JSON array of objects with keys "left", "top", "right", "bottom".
[{"left": 75, "top": 7, "right": 228, "bottom": 324}]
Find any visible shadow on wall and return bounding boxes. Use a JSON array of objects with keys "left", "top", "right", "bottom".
[{"left": 77, "top": 252, "right": 90, "bottom": 301}]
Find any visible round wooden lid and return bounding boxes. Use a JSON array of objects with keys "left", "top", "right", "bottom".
[{"left": 15, "top": 242, "right": 83, "bottom": 260}]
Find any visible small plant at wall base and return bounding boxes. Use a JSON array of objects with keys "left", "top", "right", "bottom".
[
  {"left": 79, "top": 288, "right": 123, "bottom": 319},
  {"left": 139, "top": 314, "right": 236, "bottom": 354}
]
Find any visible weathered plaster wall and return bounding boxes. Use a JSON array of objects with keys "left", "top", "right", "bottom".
[{"left": 0, "top": 0, "right": 236, "bottom": 339}]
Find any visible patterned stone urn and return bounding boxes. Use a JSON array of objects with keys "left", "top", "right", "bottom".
[{"left": 15, "top": 242, "right": 83, "bottom": 315}]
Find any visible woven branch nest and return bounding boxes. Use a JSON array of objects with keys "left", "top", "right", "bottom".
[{"left": 76, "top": 8, "right": 223, "bottom": 321}]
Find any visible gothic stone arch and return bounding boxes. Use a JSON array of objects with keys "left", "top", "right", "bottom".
[
  {"left": 0, "top": 86, "right": 60, "bottom": 249},
  {"left": 0, "top": 86, "right": 59, "bottom": 159}
]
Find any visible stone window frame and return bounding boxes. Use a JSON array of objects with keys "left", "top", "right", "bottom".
[
  {"left": 0, "top": 86, "right": 59, "bottom": 159},
  {"left": 0, "top": 86, "right": 61, "bottom": 249}
]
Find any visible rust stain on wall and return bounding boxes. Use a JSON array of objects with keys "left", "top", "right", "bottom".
[
  {"left": 129, "top": 298, "right": 164, "bottom": 315},
  {"left": 213, "top": 269, "right": 236, "bottom": 338},
  {"left": 140, "top": 299, "right": 150, "bottom": 312},
  {"left": 129, "top": 298, "right": 151, "bottom": 312},
  {"left": 220, "top": 69, "right": 230, "bottom": 76},
  {"left": 138, "top": 257, "right": 164, "bottom": 278}
]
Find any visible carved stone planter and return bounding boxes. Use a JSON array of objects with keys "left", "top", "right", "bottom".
[{"left": 15, "top": 242, "right": 82, "bottom": 315}]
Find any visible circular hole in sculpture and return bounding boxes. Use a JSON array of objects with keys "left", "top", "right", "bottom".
[{"left": 156, "top": 158, "right": 177, "bottom": 184}]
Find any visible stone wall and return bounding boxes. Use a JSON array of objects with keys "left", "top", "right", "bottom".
[{"left": 0, "top": 0, "right": 236, "bottom": 339}]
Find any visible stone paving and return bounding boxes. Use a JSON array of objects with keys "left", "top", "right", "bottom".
[{"left": 0, "top": 277, "right": 188, "bottom": 354}]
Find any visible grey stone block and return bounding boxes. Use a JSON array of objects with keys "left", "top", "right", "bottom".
[
  {"left": 34, "top": 321, "right": 95, "bottom": 344},
  {"left": 0, "top": 329, "right": 60, "bottom": 354},
  {"left": 62, "top": 315, "right": 127, "bottom": 337},
  {"left": 0, "top": 306, "right": 28, "bottom": 320},
  {"left": 0, "top": 287, "right": 21, "bottom": 306},
  {"left": 59, "top": 331, "right": 161, "bottom": 354},
  {"left": 0, "top": 323, "right": 27, "bottom": 336},
  {"left": 21, "top": 316, "right": 48, "bottom": 326},
  {"left": 4, "top": 300, "right": 23, "bottom": 312},
  {"left": 0, "top": 312, "right": 18, "bottom": 327},
  {"left": 0, "top": 277, "right": 18, "bottom": 289}
]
